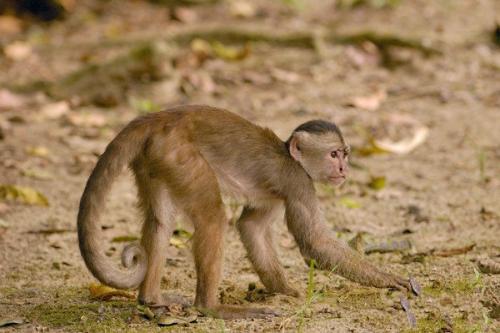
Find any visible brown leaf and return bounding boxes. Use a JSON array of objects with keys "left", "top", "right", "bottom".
[
  {"left": 432, "top": 243, "right": 475, "bottom": 257},
  {"left": 89, "top": 283, "right": 135, "bottom": 301},
  {"left": 66, "top": 112, "right": 107, "bottom": 128},
  {"left": 374, "top": 126, "right": 429, "bottom": 154},
  {"left": 364, "top": 239, "right": 412, "bottom": 254},
  {"left": 230, "top": 1, "right": 257, "bottom": 18},
  {"left": 4, "top": 41, "right": 32, "bottom": 61},
  {"left": 345, "top": 42, "right": 381, "bottom": 67},
  {"left": 27, "top": 228, "right": 73, "bottom": 235},
  {"left": 372, "top": 114, "right": 429, "bottom": 154},
  {"left": 271, "top": 68, "right": 301, "bottom": 84},
  {"left": 182, "top": 72, "right": 216, "bottom": 94},
  {"left": 111, "top": 235, "right": 139, "bottom": 243},
  {"left": 0, "top": 16, "right": 22, "bottom": 35},
  {"left": 172, "top": 7, "right": 198, "bottom": 23},
  {"left": 0, "top": 318, "right": 24, "bottom": 328},
  {"left": 477, "top": 258, "right": 500, "bottom": 274},
  {"left": 40, "top": 101, "right": 70, "bottom": 120},
  {"left": 157, "top": 314, "right": 197, "bottom": 326},
  {"left": 0, "top": 89, "right": 28, "bottom": 110},
  {"left": 349, "top": 88, "right": 387, "bottom": 111}
]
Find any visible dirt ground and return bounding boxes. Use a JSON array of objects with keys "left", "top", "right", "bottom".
[{"left": 0, "top": 1, "right": 499, "bottom": 332}]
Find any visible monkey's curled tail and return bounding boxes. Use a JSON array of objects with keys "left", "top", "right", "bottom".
[{"left": 77, "top": 119, "right": 151, "bottom": 289}]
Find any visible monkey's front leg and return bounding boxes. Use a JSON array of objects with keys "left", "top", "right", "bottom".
[
  {"left": 309, "top": 241, "right": 411, "bottom": 292},
  {"left": 286, "top": 200, "right": 411, "bottom": 292},
  {"left": 237, "top": 205, "right": 300, "bottom": 297},
  {"left": 192, "top": 216, "right": 279, "bottom": 319}
]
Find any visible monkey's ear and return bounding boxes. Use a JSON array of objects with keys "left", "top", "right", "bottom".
[{"left": 289, "top": 133, "right": 302, "bottom": 161}]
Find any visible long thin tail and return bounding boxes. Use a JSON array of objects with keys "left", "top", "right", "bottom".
[{"left": 77, "top": 117, "right": 151, "bottom": 289}]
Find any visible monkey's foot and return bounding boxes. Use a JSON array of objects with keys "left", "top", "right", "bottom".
[
  {"left": 270, "top": 285, "right": 301, "bottom": 298},
  {"left": 140, "top": 293, "right": 190, "bottom": 309},
  {"left": 198, "top": 305, "right": 280, "bottom": 319}
]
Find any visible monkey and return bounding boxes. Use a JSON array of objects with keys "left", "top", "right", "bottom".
[{"left": 78, "top": 105, "right": 411, "bottom": 319}]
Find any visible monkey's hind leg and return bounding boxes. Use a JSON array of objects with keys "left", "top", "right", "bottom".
[
  {"left": 237, "top": 205, "right": 300, "bottom": 298},
  {"left": 166, "top": 148, "right": 278, "bottom": 319},
  {"left": 134, "top": 171, "right": 179, "bottom": 307}
]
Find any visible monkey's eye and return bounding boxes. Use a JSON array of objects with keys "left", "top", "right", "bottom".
[{"left": 330, "top": 151, "right": 338, "bottom": 158}]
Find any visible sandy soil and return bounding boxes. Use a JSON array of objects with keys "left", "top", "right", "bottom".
[{"left": 0, "top": 1, "right": 499, "bottom": 332}]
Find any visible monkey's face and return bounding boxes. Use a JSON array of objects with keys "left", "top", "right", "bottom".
[{"left": 289, "top": 132, "right": 349, "bottom": 186}]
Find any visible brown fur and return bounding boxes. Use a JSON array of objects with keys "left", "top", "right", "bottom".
[{"left": 78, "top": 105, "right": 409, "bottom": 319}]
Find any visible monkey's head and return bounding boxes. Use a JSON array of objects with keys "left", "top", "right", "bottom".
[{"left": 286, "top": 120, "right": 349, "bottom": 186}]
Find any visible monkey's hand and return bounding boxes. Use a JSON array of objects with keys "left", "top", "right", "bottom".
[{"left": 369, "top": 270, "right": 411, "bottom": 292}]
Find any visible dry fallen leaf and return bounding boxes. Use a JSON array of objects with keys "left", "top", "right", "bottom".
[
  {"left": 0, "top": 318, "right": 24, "bottom": 328},
  {"left": 111, "top": 235, "right": 139, "bottom": 243},
  {"left": 364, "top": 239, "right": 412, "bottom": 254},
  {"left": 0, "top": 89, "right": 28, "bottom": 110},
  {"left": 431, "top": 243, "right": 475, "bottom": 257},
  {"left": 339, "top": 197, "right": 361, "bottom": 209},
  {"left": 477, "top": 258, "right": 500, "bottom": 274},
  {"left": 89, "top": 283, "right": 135, "bottom": 301},
  {"left": 374, "top": 126, "right": 429, "bottom": 154},
  {"left": 0, "top": 185, "right": 49, "bottom": 206},
  {"left": 349, "top": 88, "right": 387, "bottom": 111},
  {"left": 4, "top": 41, "right": 32, "bottom": 61},
  {"left": 0, "top": 218, "right": 9, "bottom": 228},
  {"left": 190, "top": 38, "right": 212, "bottom": 59},
  {"left": 230, "top": 1, "right": 257, "bottom": 18},
  {"left": 40, "top": 101, "right": 70, "bottom": 120},
  {"left": 66, "top": 112, "right": 107, "bottom": 128},
  {"left": 345, "top": 42, "right": 381, "bottom": 67},
  {"left": 26, "top": 146, "right": 50, "bottom": 158},
  {"left": 0, "top": 15, "right": 22, "bottom": 35},
  {"left": 271, "top": 68, "right": 301, "bottom": 84},
  {"left": 157, "top": 314, "right": 197, "bottom": 327},
  {"left": 21, "top": 168, "right": 53, "bottom": 180},
  {"left": 182, "top": 72, "right": 216, "bottom": 94},
  {"left": 172, "top": 7, "right": 198, "bottom": 23}
]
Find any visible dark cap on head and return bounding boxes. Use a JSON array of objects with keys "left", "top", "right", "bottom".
[{"left": 285, "top": 119, "right": 343, "bottom": 150}]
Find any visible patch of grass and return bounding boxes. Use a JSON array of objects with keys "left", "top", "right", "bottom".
[
  {"left": 280, "top": 261, "right": 340, "bottom": 332},
  {"left": 22, "top": 287, "right": 161, "bottom": 333},
  {"left": 296, "top": 259, "right": 318, "bottom": 332},
  {"left": 405, "top": 315, "right": 490, "bottom": 333},
  {"left": 334, "top": 288, "right": 385, "bottom": 310},
  {"left": 477, "top": 149, "right": 489, "bottom": 183},
  {"left": 423, "top": 274, "right": 480, "bottom": 297}
]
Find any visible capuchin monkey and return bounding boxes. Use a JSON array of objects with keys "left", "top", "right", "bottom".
[{"left": 78, "top": 105, "right": 410, "bottom": 319}]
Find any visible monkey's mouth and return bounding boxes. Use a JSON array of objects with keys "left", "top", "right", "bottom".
[{"left": 329, "top": 176, "right": 346, "bottom": 185}]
